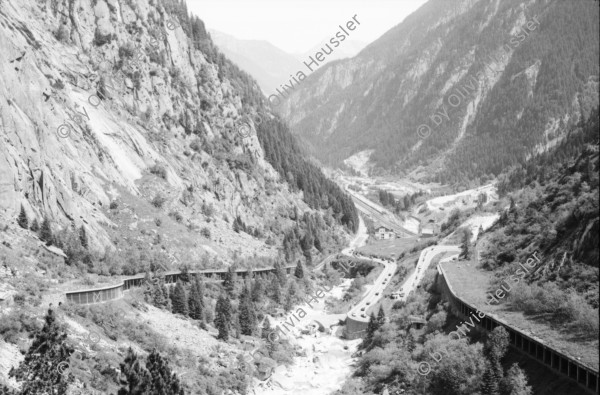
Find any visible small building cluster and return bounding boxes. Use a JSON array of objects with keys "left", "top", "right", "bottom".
[{"left": 375, "top": 225, "right": 396, "bottom": 240}]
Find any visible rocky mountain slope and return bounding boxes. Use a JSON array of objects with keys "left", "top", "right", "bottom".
[
  {"left": 0, "top": 0, "right": 355, "bottom": 267},
  {"left": 0, "top": 1, "right": 359, "bottom": 393},
  {"left": 279, "top": 0, "right": 599, "bottom": 184}
]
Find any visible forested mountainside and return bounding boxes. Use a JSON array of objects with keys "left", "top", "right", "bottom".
[
  {"left": 279, "top": 0, "right": 599, "bottom": 184},
  {"left": 0, "top": 0, "right": 357, "bottom": 269},
  {"left": 480, "top": 109, "right": 599, "bottom": 336}
]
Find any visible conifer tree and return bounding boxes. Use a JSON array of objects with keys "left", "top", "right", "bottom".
[
  {"left": 171, "top": 281, "right": 188, "bottom": 316},
  {"left": 284, "top": 282, "right": 297, "bottom": 312},
  {"left": 118, "top": 348, "right": 184, "bottom": 395},
  {"left": 481, "top": 361, "right": 500, "bottom": 395},
  {"left": 9, "top": 309, "right": 73, "bottom": 394},
  {"left": 179, "top": 264, "right": 191, "bottom": 283},
  {"left": 162, "top": 283, "right": 171, "bottom": 310},
  {"left": 143, "top": 271, "right": 153, "bottom": 302},
  {"left": 459, "top": 231, "right": 470, "bottom": 260},
  {"left": 405, "top": 330, "right": 417, "bottom": 352},
  {"left": 274, "top": 260, "right": 287, "bottom": 286},
  {"left": 271, "top": 278, "right": 282, "bottom": 304},
  {"left": 117, "top": 347, "right": 152, "bottom": 395},
  {"left": 30, "top": 218, "right": 39, "bottom": 232},
  {"left": 187, "top": 277, "right": 204, "bottom": 321},
  {"left": 294, "top": 261, "right": 304, "bottom": 279},
  {"left": 215, "top": 295, "right": 232, "bottom": 341},
  {"left": 239, "top": 284, "right": 257, "bottom": 336},
  {"left": 168, "top": 285, "right": 175, "bottom": 305},
  {"left": 39, "top": 216, "right": 53, "bottom": 245},
  {"left": 17, "top": 205, "right": 28, "bottom": 229},
  {"left": 251, "top": 277, "right": 263, "bottom": 303},
  {"left": 362, "top": 312, "right": 379, "bottom": 349},
  {"left": 79, "top": 225, "right": 88, "bottom": 249},
  {"left": 485, "top": 326, "right": 509, "bottom": 380},
  {"left": 377, "top": 306, "right": 386, "bottom": 326},
  {"left": 232, "top": 311, "right": 242, "bottom": 339},
  {"left": 223, "top": 265, "right": 236, "bottom": 295},
  {"left": 146, "top": 349, "right": 184, "bottom": 394},
  {"left": 152, "top": 280, "right": 169, "bottom": 309}
]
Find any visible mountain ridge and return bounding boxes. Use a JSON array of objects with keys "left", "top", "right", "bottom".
[{"left": 278, "top": 0, "right": 599, "bottom": 185}]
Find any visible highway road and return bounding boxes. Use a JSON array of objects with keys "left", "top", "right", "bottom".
[
  {"left": 346, "top": 255, "right": 397, "bottom": 323},
  {"left": 344, "top": 245, "right": 459, "bottom": 323},
  {"left": 395, "top": 245, "right": 460, "bottom": 301}
]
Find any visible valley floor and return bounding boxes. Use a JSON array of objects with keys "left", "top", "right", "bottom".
[{"left": 252, "top": 279, "right": 360, "bottom": 395}]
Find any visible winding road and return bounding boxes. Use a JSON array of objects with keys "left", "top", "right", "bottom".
[
  {"left": 346, "top": 257, "right": 396, "bottom": 322},
  {"left": 395, "top": 245, "right": 461, "bottom": 301},
  {"left": 345, "top": 244, "right": 460, "bottom": 323}
]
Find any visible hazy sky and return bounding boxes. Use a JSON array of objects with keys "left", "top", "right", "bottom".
[{"left": 186, "top": 0, "right": 427, "bottom": 53}]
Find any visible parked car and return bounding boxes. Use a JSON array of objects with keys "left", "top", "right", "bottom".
[
  {"left": 361, "top": 307, "right": 365, "bottom": 311},
  {"left": 351, "top": 313, "right": 356, "bottom": 317},
  {"left": 375, "top": 292, "right": 379, "bottom": 296}
]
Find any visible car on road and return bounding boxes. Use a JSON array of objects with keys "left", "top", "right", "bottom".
[
  {"left": 366, "top": 302, "right": 371, "bottom": 305},
  {"left": 375, "top": 292, "right": 379, "bottom": 296},
  {"left": 351, "top": 313, "right": 356, "bottom": 317},
  {"left": 361, "top": 314, "right": 366, "bottom": 318},
  {"left": 360, "top": 307, "right": 365, "bottom": 311}
]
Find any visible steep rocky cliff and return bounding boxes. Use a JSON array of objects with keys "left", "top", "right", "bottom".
[
  {"left": 0, "top": 0, "right": 351, "bottom": 265},
  {"left": 279, "top": 0, "right": 599, "bottom": 184}
]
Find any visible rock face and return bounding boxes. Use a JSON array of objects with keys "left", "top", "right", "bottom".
[
  {"left": 279, "top": 0, "right": 599, "bottom": 182},
  {"left": 0, "top": 0, "right": 331, "bottom": 261}
]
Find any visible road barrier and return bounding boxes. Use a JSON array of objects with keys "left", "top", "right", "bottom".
[{"left": 66, "top": 265, "right": 295, "bottom": 305}]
